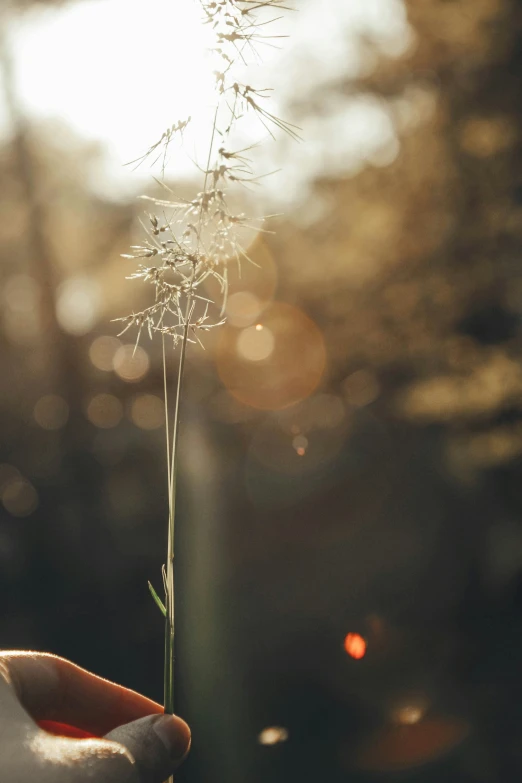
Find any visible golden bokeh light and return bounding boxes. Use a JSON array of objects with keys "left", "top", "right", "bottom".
[
  {"left": 399, "top": 352, "right": 522, "bottom": 422},
  {"left": 258, "top": 726, "right": 289, "bottom": 746},
  {"left": 113, "top": 344, "right": 150, "bottom": 383},
  {"left": 217, "top": 302, "right": 326, "bottom": 410},
  {"left": 89, "top": 335, "right": 122, "bottom": 371},
  {"left": 130, "top": 394, "right": 164, "bottom": 430},
  {"left": 292, "top": 434, "right": 308, "bottom": 456},
  {"left": 55, "top": 276, "right": 101, "bottom": 336},
  {"left": 344, "top": 633, "right": 367, "bottom": 660},
  {"left": 86, "top": 393, "right": 123, "bottom": 429},
  {"left": 225, "top": 291, "right": 264, "bottom": 328},
  {"left": 0, "top": 464, "right": 21, "bottom": 492},
  {"left": 2, "top": 477, "right": 39, "bottom": 517},
  {"left": 393, "top": 705, "right": 425, "bottom": 726},
  {"left": 33, "top": 394, "right": 69, "bottom": 430},
  {"left": 237, "top": 324, "right": 275, "bottom": 362}
]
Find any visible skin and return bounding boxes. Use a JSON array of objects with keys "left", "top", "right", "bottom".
[{"left": 0, "top": 651, "right": 191, "bottom": 783}]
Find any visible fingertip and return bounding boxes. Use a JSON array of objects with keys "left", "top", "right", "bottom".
[
  {"left": 104, "top": 711, "right": 192, "bottom": 782},
  {"left": 152, "top": 714, "right": 191, "bottom": 763}
]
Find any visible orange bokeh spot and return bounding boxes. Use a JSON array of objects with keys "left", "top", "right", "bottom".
[
  {"left": 344, "top": 633, "right": 367, "bottom": 660},
  {"left": 217, "top": 302, "right": 326, "bottom": 411}
]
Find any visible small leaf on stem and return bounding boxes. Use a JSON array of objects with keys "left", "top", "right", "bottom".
[{"left": 148, "top": 580, "right": 167, "bottom": 617}]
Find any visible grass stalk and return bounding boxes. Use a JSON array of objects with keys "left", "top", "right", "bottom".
[
  {"left": 163, "top": 303, "right": 191, "bottom": 716},
  {"left": 117, "top": 6, "right": 296, "bottom": 777}
]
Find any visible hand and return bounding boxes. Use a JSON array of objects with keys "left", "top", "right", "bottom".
[{"left": 0, "top": 651, "right": 191, "bottom": 783}]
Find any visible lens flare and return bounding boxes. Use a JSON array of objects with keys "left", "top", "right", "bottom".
[
  {"left": 225, "top": 291, "right": 263, "bottom": 328},
  {"left": 248, "top": 396, "right": 347, "bottom": 479},
  {"left": 237, "top": 324, "right": 275, "bottom": 362},
  {"left": 217, "top": 303, "right": 326, "bottom": 410},
  {"left": 292, "top": 434, "right": 308, "bottom": 455}
]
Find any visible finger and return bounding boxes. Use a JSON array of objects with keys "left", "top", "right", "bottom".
[
  {"left": 0, "top": 651, "right": 163, "bottom": 735},
  {"left": 27, "top": 732, "right": 140, "bottom": 783},
  {"left": 0, "top": 661, "right": 38, "bottom": 732},
  {"left": 105, "top": 713, "right": 191, "bottom": 783}
]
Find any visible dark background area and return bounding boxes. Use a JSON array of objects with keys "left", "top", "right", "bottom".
[{"left": 2, "top": 0, "right": 522, "bottom": 780}]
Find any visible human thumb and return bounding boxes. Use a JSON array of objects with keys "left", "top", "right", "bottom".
[{"left": 104, "top": 713, "right": 191, "bottom": 783}]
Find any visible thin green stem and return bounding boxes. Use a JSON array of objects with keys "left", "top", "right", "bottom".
[
  {"left": 164, "top": 297, "right": 192, "bottom": 716},
  {"left": 162, "top": 335, "right": 172, "bottom": 508},
  {"left": 162, "top": 87, "right": 219, "bottom": 730}
]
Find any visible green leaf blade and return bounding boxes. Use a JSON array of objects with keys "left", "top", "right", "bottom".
[{"left": 148, "top": 580, "right": 166, "bottom": 617}]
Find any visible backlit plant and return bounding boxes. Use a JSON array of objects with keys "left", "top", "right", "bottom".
[{"left": 116, "top": 2, "right": 297, "bottom": 768}]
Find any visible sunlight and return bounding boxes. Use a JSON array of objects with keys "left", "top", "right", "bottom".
[
  {"left": 4, "top": 0, "right": 413, "bottom": 204},
  {"left": 8, "top": 0, "right": 215, "bottom": 187}
]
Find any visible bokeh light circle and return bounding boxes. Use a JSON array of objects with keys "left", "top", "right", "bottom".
[
  {"left": 86, "top": 393, "right": 123, "bottom": 429},
  {"left": 217, "top": 302, "right": 326, "bottom": 410},
  {"left": 33, "top": 394, "right": 69, "bottom": 430},
  {"left": 2, "top": 477, "right": 39, "bottom": 517},
  {"left": 393, "top": 705, "right": 425, "bottom": 726},
  {"left": 0, "top": 464, "right": 21, "bottom": 492},
  {"left": 225, "top": 291, "right": 263, "bottom": 328},
  {"left": 258, "top": 726, "right": 289, "bottom": 746},
  {"left": 342, "top": 369, "right": 380, "bottom": 407},
  {"left": 237, "top": 324, "right": 275, "bottom": 362},
  {"left": 56, "top": 277, "right": 101, "bottom": 336},
  {"left": 113, "top": 344, "right": 150, "bottom": 383},
  {"left": 130, "top": 394, "right": 165, "bottom": 430},
  {"left": 344, "top": 633, "right": 367, "bottom": 660},
  {"left": 89, "top": 335, "right": 121, "bottom": 371}
]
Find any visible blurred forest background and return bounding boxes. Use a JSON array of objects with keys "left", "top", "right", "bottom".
[{"left": 2, "top": 0, "right": 522, "bottom": 781}]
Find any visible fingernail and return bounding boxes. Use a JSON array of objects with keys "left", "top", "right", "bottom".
[{"left": 153, "top": 714, "right": 191, "bottom": 762}]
